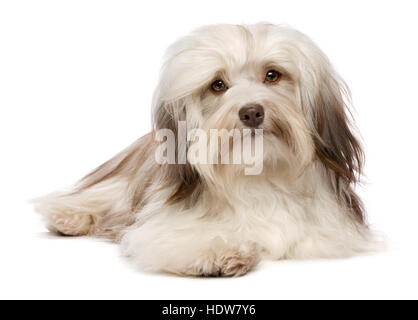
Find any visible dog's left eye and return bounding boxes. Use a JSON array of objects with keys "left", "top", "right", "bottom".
[
  {"left": 265, "top": 70, "right": 281, "bottom": 83},
  {"left": 211, "top": 80, "right": 227, "bottom": 92}
]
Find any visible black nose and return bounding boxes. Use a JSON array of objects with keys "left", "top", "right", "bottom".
[{"left": 239, "top": 104, "right": 265, "bottom": 127}]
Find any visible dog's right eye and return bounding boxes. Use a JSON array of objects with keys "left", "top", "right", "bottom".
[{"left": 211, "top": 80, "right": 227, "bottom": 92}]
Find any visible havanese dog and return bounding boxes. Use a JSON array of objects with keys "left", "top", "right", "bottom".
[{"left": 35, "top": 23, "right": 379, "bottom": 277}]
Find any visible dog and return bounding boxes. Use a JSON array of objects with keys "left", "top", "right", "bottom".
[{"left": 35, "top": 23, "right": 378, "bottom": 276}]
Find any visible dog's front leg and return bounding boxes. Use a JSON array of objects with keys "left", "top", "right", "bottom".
[
  {"left": 187, "top": 241, "right": 261, "bottom": 277},
  {"left": 121, "top": 217, "right": 261, "bottom": 277}
]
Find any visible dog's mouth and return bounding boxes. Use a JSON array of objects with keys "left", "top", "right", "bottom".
[
  {"left": 228, "top": 125, "right": 283, "bottom": 140},
  {"left": 243, "top": 127, "right": 264, "bottom": 136},
  {"left": 239, "top": 125, "right": 280, "bottom": 136}
]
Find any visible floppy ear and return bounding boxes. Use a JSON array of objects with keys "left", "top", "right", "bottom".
[
  {"left": 306, "top": 71, "right": 365, "bottom": 223},
  {"left": 152, "top": 98, "right": 203, "bottom": 208}
]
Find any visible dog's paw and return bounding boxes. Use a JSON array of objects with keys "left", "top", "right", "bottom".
[
  {"left": 217, "top": 246, "right": 261, "bottom": 277},
  {"left": 185, "top": 245, "right": 260, "bottom": 277},
  {"left": 34, "top": 193, "right": 94, "bottom": 236},
  {"left": 45, "top": 212, "right": 93, "bottom": 236},
  {"left": 218, "top": 251, "right": 260, "bottom": 277}
]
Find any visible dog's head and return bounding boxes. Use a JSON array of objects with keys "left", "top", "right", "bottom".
[{"left": 152, "top": 24, "right": 364, "bottom": 220}]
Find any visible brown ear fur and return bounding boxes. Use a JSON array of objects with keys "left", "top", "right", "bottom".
[
  {"left": 74, "top": 98, "right": 202, "bottom": 217},
  {"left": 311, "top": 75, "right": 365, "bottom": 224},
  {"left": 153, "top": 101, "right": 203, "bottom": 207}
]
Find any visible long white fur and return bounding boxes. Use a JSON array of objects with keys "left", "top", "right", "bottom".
[{"left": 34, "top": 23, "right": 380, "bottom": 277}]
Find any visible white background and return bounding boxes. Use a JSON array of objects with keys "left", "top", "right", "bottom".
[{"left": 1, "top": 0, "right": 417, "bottom": 299}]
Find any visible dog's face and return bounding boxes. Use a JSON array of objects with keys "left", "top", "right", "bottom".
[{"left": 152, "top": 24, "right": 363, "bottom": 215}]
